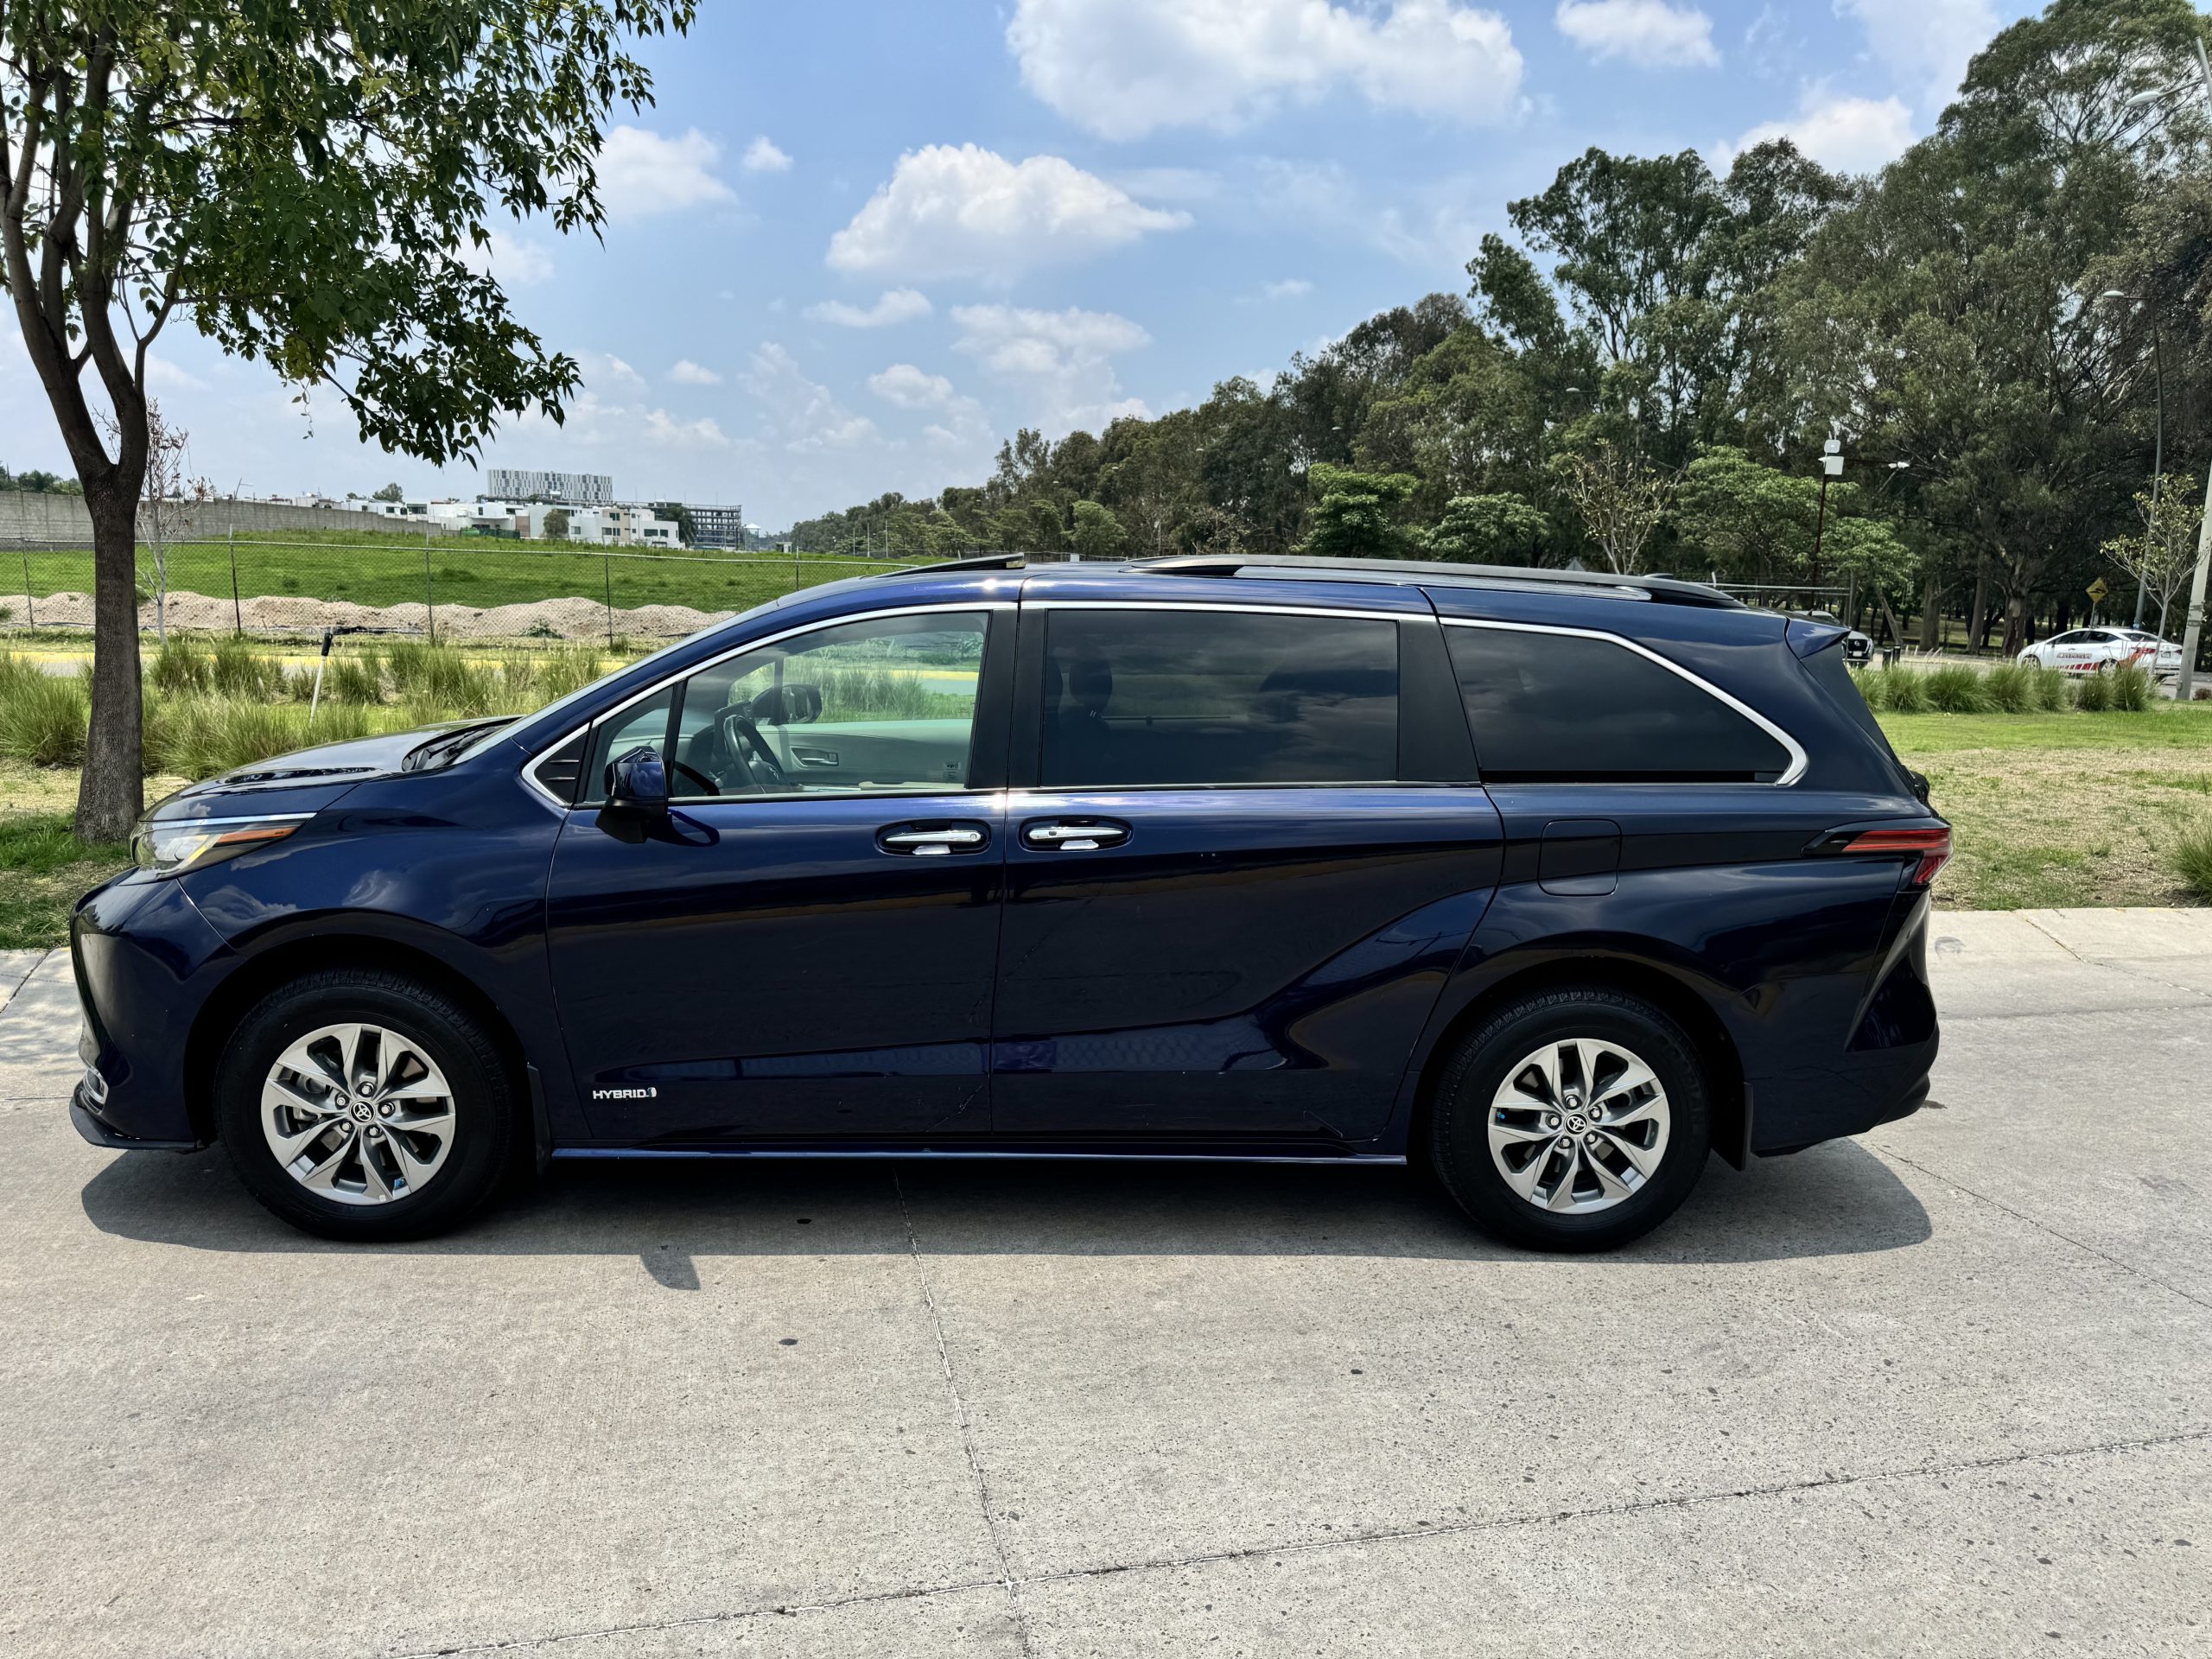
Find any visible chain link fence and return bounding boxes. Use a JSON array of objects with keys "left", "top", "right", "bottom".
[{"left": 0, "top": 533, "right": 912, "bottom": 647}]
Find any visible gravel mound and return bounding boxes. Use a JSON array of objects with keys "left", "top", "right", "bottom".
[{"left": 15, "top": 589, "right": 737, "bottom": 641}]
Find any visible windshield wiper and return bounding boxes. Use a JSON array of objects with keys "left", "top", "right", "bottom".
[{"left": 403, "top": 719, "right": 514, "bottom": 772}]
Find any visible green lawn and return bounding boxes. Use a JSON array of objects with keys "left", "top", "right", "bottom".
[
  {"left": 1880, "top": 703, "right": 2212, "bottom": 910},
  {"left": 0, "top": 810, "right": 129, "bottom": 951},
  {"left": 6, "top": 532, "right": 893, "bottom": 617}
]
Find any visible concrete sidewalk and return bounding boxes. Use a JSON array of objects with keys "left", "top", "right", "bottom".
[{"left": 1, "top": 912, "right": 2207, "bottom": 1657}]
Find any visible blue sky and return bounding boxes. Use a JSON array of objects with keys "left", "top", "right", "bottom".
[{"left": 1, "top": 1, "right": 2039, "bottom": 528}]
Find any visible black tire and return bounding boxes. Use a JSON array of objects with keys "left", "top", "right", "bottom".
[
  {"left": 215, "top": 969, "right": 519, "bottom": 1242},
  {"left": 1428, "top": 986, "right": 1711, "bottom": 1252}
]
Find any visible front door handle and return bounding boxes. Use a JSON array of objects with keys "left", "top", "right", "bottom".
[
  {"left": 1022, "top": 818, "right": 1130, "bottom": 852},
  {"left": 878, "top": 821, "right": 991, "bottom": 857}
]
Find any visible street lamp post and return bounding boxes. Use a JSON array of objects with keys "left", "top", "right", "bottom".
[
  {"left": 2097, "top": 289, "right": 2164, "bottom": 628},
  {"left": 1812, "top": 438, "right": 1845, "bottom": 583}
]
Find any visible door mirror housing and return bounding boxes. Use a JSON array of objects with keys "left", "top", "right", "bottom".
[{"left": 600, "top": 746, "right": 668, "bottom": 842}]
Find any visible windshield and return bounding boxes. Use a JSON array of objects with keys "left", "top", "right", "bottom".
[{"left": 448, "top": 631, "right": 708, "bottom": 764}]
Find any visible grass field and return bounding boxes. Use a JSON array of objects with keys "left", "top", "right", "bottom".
[
  {"left": 1880, "top": 704, "right": 2212, "bottom": 910},
  {"left": 2, "top": 532, "right": 895, "bottom": 618}
]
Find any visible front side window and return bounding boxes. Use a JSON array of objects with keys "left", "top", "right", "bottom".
[
  {"left": 1446, "top": 625, "right": 1790, "bottom": 784},
  {"left": 1039, "top": 608, "right": 1399, "bottom": 787},
  {"left": 584, "top": 611, "right": 989, "bottom": 802}
]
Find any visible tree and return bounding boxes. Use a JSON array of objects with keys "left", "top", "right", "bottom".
[
  {"left": 372, "top": 482, "right": 405, "bottom": 504},
  {"left": 2103, "top": 474, "right": 2202, "bottom": 635},
  {"left": 1302, "top": 464, "right": 1420, "bottom": 558},
  {"left": 1069, "top": 499, "right": 1128, "bottom": 562},
  {"left": 650, "top": 502, "right": 698, "bottom": 544},
  {"left": 1550, "top": 442, "right": 1675, "bottom": 575},
  {"left": 1423, "top": 493, "right": 1548, "bottom": 564},
  {"left": 0, "top": 462, "right": 82, "bottom": 493},
  {"left": 3, "top": 0, "right": 695, "bottom": 838},
  {"left": 543, "top": 507, "right": 572, "bottom": 541}
]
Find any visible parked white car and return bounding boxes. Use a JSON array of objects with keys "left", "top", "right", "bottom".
[{"left": 2018, "top": 627, "right": 2183, "bottom": 676}]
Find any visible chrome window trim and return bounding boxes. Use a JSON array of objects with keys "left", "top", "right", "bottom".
[
  {"left": 1440, "top": 616, "right": 1808, "bottom": 787},
  {"left": 523, "top": 601, "right": 1010, "bottom": 810}
]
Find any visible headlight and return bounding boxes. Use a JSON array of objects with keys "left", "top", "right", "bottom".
[{"left": 131, "top": 814, "right": 307, "bottom": 876}]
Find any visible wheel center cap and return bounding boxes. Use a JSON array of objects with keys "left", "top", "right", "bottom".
[
  {"left": 351, "top": 1101, "right": 374, "bottom": 1123},
  {"left": 1567, "top": 1115, "right": 1586, "bottom": 1132}
]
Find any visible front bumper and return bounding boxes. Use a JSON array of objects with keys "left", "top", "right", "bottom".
[
  {"left": 71, "top": 1077, "right": 203, "bottom": 1152},
  {"left": 71, "top": 872, "right": 235, "bottom": 1146}
]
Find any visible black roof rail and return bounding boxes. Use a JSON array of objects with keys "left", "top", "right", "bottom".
[
  {"left": 1137, "top": 553, "right": 1742, "bottom": 609},
  {"left": 866, "top": 551, "right": 1027, "bottom": 578}
]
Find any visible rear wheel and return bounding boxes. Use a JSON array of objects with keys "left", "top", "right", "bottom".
[
  {"left": 1428, "top": 987, "right": 1711, "bottom": 1252},
  {"left": 216, "top": 969, "right": 519, "bottom": 1242}
]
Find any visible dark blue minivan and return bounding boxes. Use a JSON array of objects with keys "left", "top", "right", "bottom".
[{"left": 70, "top": 555, "right": 1947, "bottom": 1250}]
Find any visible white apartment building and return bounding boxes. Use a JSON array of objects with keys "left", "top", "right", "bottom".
[{"left": 360, "top": 498, "right": 684, "bottom": 549}]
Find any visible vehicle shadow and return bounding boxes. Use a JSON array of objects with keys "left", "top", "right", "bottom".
[{"left": 79, "top": 1138, "right": 1931, "bottom": 1285}]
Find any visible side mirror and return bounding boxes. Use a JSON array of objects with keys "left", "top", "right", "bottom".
[
  {"left": 748, "top": 683, "right": 823, "bottom": 726},
  {"left": 599, "top": 746, "right": 667, "bottom": 843}
]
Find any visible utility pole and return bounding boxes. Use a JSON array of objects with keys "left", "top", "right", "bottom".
[
  {"left": 1812, "top": 438, "right": 1843, "bottom": 583},
  {"left": 2178, "top": 463, "right": 2211, "bottom": 704}
]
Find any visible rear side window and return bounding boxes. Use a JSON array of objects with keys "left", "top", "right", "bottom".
[
  {"left": 1445, "top": 625, "right": 1790, "bottom": 783},
  {"left": 1041, "top": 608, "right": 1399, "bottom": 786}
]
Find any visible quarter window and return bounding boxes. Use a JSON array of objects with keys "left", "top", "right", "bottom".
[
  {"left": 1445, "top": 626, "right": 1790, "bottom": 783},
  {"left": 1039, "top": 608, "right": 1399, "bottom": 787}
]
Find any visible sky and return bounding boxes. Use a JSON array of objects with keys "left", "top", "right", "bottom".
[{"left": 0, "top": 0, "right": 2044, "bottom": 530}]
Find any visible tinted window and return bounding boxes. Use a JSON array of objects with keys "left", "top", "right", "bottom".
[
  {"left": 1445, "top": 626, "right": 1790, "bottom": 783},
  {"left": 1040, "top": 609, "right": 1398, "bottom": 786}
]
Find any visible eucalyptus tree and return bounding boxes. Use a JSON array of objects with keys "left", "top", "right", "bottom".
[{"left": 2, "top": 0, "right": 693, "bottom": 837}]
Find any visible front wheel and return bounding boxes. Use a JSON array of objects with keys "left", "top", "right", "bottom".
[
  {"left": 1428, "top": 988, "right": 1711, "bottom": 1252},
  {"left": 215, "top": 969, "right": 520, "bottom": 1242}
]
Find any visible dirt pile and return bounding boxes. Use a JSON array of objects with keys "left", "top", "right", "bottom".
[{"left": 10, "top": 590, "right": 736, "bottom": 641}]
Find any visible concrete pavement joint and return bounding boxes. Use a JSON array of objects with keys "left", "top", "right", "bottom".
[
  {"left": 387, "top": 1427, "right": 2212, "bottom": 1658},
  {"left": 1878, "top": 1146, "right": 2212, "bottom": 1314},
  {"left": 894, "top": 1166, "right": 1039, "bottom": 1658}
]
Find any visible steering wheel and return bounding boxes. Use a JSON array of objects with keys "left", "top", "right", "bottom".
[
  {"left": 715, "top": 707, "right": 787, "bottom": 792},
  {"left": 669, "top": 759, "right": 721, "bottom": 798}
]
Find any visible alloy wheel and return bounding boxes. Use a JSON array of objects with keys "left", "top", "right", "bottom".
[
  {"left": 259, "top": 1022, "right": 458, "bottom": 1205},
  {"left": 1486, "top": 1037, "right": 1672, "bottom": 1214}
]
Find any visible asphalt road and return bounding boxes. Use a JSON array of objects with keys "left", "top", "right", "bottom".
[{"left": 2, "top": 912, "right": 2208, "bottom": 1658}]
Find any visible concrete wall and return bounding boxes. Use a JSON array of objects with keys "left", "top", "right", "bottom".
[{"left": 0, "top": 492, "right": 452, "bottom": 541}]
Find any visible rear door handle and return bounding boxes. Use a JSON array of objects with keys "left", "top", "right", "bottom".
[
  {"left": 1022, "top": 818, "right": 1130, "bottom": 852},
  {"left": 878, "top": 821, "right": 991, "bottom": 857}
]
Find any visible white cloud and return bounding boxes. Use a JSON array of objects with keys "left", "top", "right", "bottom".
[
  {"left": 1837, "top": 0, "right": 1997, "bottom": 116},
  {"left": 668, "top": 359, "right": 722, "bottom": 385},
  {"left": 598, "top": 126, "right": 735, "bottom": 219},
  {"left": 741, "top": 136, "right": 792, "bottom": 174},
  {"left": 462, "top": 227, "right": 556, "bottom": 287},
  {"left": 1732, "top": 92, "right": 1915, "bottom": 174},
  {"left": 640, "top": 409, "right": 732, "bottom": 448},
  {"left": 741, "top": 343, "right": 879, "bottom": 453},
  {"left": 827, "top": 145, "right": 1188, "bottom": 283},
  {"left": 143, "top": 354, "right": 209, "bottom": 392},
  {"left": 1555, "top": 1, "right": 1719, "bottom": 69},
  {"left": 804, "top": 288, "right": 935, "bottom": 328},
  {"left": 868, "top": 364, "right": 958, "bottom": 410},
  {"left": 950, "top": 303, "right": 1152, "bottom": 433},
  {"left": 582, "top": 353, "right": 647, "bottom": 393},
  {"left": 1007, "top": 0, "right": 1525, "bottom": 141},
  {"left": 1260, "top": 277, "right": 1313, "bottom": 300}
]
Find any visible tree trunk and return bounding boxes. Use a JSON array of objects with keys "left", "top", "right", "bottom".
[
  {"left": 76, "top": 486, "right": 144, "bottom": 843},
  {"left": 2001, "top": 590, "right": 2028, "bottom": 658},
  {"left": 1966, "top": 570, "right": 1989, "bottom": 657},
  {"left": 1918, "top": 576, "right": 1941, "bottom": 651}
]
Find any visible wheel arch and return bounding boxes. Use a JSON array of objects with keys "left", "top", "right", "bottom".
[
  {"left": 183, "top": 929, "right": 533, "bottom": 1145},
  {"left": 1403, "top": 953, "right": 1749, "bottom": 1173}
]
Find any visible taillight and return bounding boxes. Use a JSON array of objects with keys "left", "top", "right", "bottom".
[{"left": 1839, "top": 826, "right": 1952, "bottom": 887}]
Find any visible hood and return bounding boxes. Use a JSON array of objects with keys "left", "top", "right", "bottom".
[{"left": 144, "top": 721, "right": 505, "bottom": 823}]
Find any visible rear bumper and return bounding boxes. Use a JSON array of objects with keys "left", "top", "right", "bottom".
[{"left": 1748, "top": 1042, "right": 1935, "bottom": 1155}]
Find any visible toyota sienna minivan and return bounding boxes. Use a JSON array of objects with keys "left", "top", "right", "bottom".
[{"left": 71, "top": 554, "right": 1947, "bottom": 1251}]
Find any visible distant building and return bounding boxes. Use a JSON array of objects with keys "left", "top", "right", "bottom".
[
  {"left": 362, "top": 493, "right": 683, "bottom": 548},
  {"left": 687, "top": 504, "right": 747, "bottom": 550},
  {"left": 486, "top": 468, "right": 613, "bottom": 506}
]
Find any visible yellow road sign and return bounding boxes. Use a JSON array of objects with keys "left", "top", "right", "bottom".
[{"left": 2087, "top": 577, "right": 2110, "bottom": 603}]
